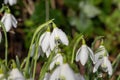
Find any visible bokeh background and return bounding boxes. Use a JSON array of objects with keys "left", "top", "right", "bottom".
[{"left": 0, "top": 0, "right": 120, "bottom": 79}]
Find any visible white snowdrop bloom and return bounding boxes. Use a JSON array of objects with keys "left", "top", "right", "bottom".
[
  {"left": 0, "top": 74, "right": 6, "bottom": 80},
  {"left": 4, "top": 0, "right": 17, "bottom": 6},
  {"left": 8, "top": 68, "right": 25, "bottom": 80},
  {"left": 50, "top": 63, "right": 76, "bottom": 80},
  {"left": 75, "top": 45, "right": 95, "bottom": 66},
  {"left": 49, "top": 53, "right": 63, "bottom": 70},
  {"left": 93, "top": 56, "right": 112, "bottom": 76},
  {"left": 94, "top": 45, "right": 109, "bottom": 63},
  {"left": 50, "top": 27, "right": 69, "bottom": 50},
  {"left": 39, "top": 31, "right": 51, "bottom": 57},
  {"left": 43, "top": 73, "right": 51, "bottom": 80},
  {"left": 75, "top": 73, "right": 85, "bottom": 80},
  {"left": 1, "top": 13, "right": 17, "bottom": 32}
]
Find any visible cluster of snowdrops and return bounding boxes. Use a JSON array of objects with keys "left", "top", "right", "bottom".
[{"left": 0, "top": 0, "right": 113, "bottom": 80}]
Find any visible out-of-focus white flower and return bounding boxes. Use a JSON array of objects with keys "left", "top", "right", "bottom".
[
  {"left": 93, "top": 56, "right": 112, "bottom": 76},
  {"left": 75, "top": 45, "right": 95, "bottom": 66},
  {"left": 50, "top": 27, "right": 69, "bottom": 50},
  {"left": 75, "top": 73, "right": 85, "bottom": 80},
  {"left": 1, "top": 13, "right": 17, "bottom": 32},
  {"left": 4, "top": 0, "right": 17, "bottom": 6},
  {"left": 49, "top": 53, "right": 63, "bottom": 70},
  {"left": 50, "top": 63, "right": 76, "bottom": 80},
  {"left": 39, "top": 31, "right": 51, "bottom": 57},
  {"left": 0, "top": 74, "right": 6, "bottom": 80},
  {"left": 94, "top": 45, "right": 109, "bottom": 63},
  {"left": 79, "top": 1, "right": 101, "bottom": 18},
  {"left": 8, "top": 68, "right": 25, "bottom": 80},
  {"left": 43, "top": 73, "right": 51, "bottom": 80}
]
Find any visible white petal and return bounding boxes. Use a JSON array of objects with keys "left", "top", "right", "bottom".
[
  {"left": 41, "top": 32, "right": 51, "bottom": 52},
  {"left": 50, "top": 64, "right": 76, "bottom": 80},
  {"left": 75, "top": 73, "right": 85, "bottom": 80},
  {"left": 45, "top": 47, "right": 51, "bottom": 58},
  {"left": 39, "top": 32, "right": 46, "bottom": 45},
  {"left": 43, "top": 73, "right": 51, "bottom": 80},
  {"left": 75, "top": 47, "right": 82, "bottom": 62},
  {"left": 56, "top": 28, "right": 69, "bottom": 45},
  {"left": 106, "top": 58, "right": 112, "bottom": 75},
  {"left": 3, "top": 14, "right": 12, "bottom": 32},
  {"left": 60, "top": 64, "right": 76, "bottom": 80},
  {"left": 8, "top": 68, "right": 25, "bottom": 80},
  {"left": 50, "top": 31, "right": 55, "bottom": 50},
  {"left": 87, "top": 46, "right": 95, "bottom": 64},
  {"left": 9, "top": 0, "right": 17, "bottom": 6},
  {"left": 49, "top": 66, "right": 60, "bottom": 80},
  {"left": 4, "top": 0, "right": 8, "bottom": 4},
  {"left": 95, "top": 45, "right": 109, "bottom": 63},
  {"left": 79, "top": 45, "right": 88, "bottom": 66},
  {"left": 11, "top": 14, "right": 17, "bottom": 28},
  {"left": 93, "top": 59, "right": 103, "bottom": 73}
]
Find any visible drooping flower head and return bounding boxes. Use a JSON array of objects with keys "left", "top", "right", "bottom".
[
  {"left": 1, "top": 13, "right": 17, "bottom": 32},
  {"left": 50, "top": 63, "right": 76, "bottom": 80},
  {"left": 93, "top": 45, "right": 112, "bottom": 76},
  {"left": 39, "top": 28, "right": 51, "bottom": 57},
  {"left": 93, "top": 56, "right": 112, "bottom": 76},
  {"left": 50, "top": 23, "right": 69, "bottom": 50},
  {"left": 75, "top": 38, "right": 95, "bottom": 66},
  {"left": 4, "top": 0, "right": 17, "bottom": 6}
]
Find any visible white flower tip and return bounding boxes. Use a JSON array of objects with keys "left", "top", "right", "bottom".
[
  {"left": 93, "top": 68, "right": 97, "bottom": 73},
  {"left": 81, "top": 61, "right": 86, "bottom": 66}
]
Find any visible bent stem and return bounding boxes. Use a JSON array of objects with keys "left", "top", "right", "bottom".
[
  {"left": 0, "top": 22, "right": 8, "bottom": 67},
  {"left": 71, "top": 34, "right": 83, "bottom": 63},
  {"left": 32, "top": 32, "right": 41, "bottom": 79},
  {"left": 24, "top": 19, "right": 54, "bottom": 78}
]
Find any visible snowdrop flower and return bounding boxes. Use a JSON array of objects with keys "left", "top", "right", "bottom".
[
  {"left": 4, "top": 0, "right": 17, "bottom": 6},
  {"left": 1, "top": 13, "right": 17, "bottom": 32},
  {"left": 93, "top": 56, "right": 112, "bottom": 76},
  {"left": 76, "top": 45, "right": 95, "bottom": 66},
  {"left": 50, "top": 25, "right": 69, "bottom": 50},
  {"left": 94, "top": 45, "right": 109, "bottom": 63},
  {"left": 39, "top": 31, "right": 51, "bottom": 57},
  {"left": 50, "top": 63, "right": 76, "bottom": 80},
  {"left": 49, "top": 53, "right": 63, "bottom": 70},
  {"left": 8, "top": 68, "right": 25, "bottom": 80}
]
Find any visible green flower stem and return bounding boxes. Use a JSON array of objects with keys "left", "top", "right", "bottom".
[
  {"left": 39, "top": 50, "right": 56, "bottom": 80},
  {"left": 71, "top": 34, "right": 83, "bottom": 63},
  {"left": 24, "top": 19, "right": 54, "bottom": 78},
  {"left": 45, "top": 0, "right": 49, "bottom": 21},
  {"left": 32, "top": 32, "right": 41, "bottom": 79},
  {"left": 112, "top": 53, "right": 120, "bottom": 73},
  {"left": 0, "top": 22, "right": 8, "bottom": 67}
]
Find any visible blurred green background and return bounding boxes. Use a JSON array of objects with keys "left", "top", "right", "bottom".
[{"left": 0, "top": 0, "right": 120, "bottom": 79}]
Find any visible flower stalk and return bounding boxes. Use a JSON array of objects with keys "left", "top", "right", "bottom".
[{"left": 0, "top": 22, "right": 8, "bottom": 67}]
